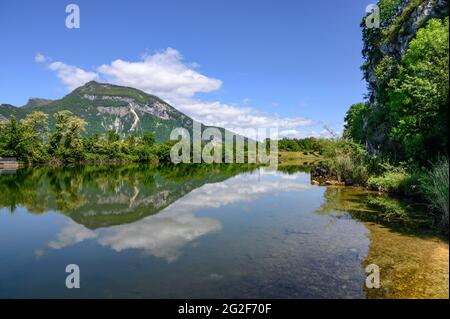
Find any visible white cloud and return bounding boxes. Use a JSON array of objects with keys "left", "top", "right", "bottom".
[
  {"left": 98, "top": 48, "right": 222, "bottom": 100},
  {"left": 174, "top": 98, "right": 315, "bottom": 129},
  {"left": 34, "top": 53, "right": 47, "bottom": 63},
  {"left": 48, "top": 61, "right": 99, "bottom": 90},
  {"left": 38, "top": 48, "right": 323, "bottom": 133}
]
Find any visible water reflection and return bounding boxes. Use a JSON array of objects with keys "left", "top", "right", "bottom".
[
  {"left": 38, "top": 167, "right": 313, "bottom": 262},
  {"left": 0, "top": 164, "right": 447, "bottom": 298},
  {"left": 0, "top": 164, "right": 257, "bottom": 228}
]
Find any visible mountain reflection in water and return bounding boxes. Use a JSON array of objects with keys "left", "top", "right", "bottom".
[{"left": 0, "top": 164, "right": 447, "bottom": 298}]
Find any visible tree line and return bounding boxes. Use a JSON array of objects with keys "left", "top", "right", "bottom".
[{"left": 0, "top": 110, "right": 173, "bottom": 164}]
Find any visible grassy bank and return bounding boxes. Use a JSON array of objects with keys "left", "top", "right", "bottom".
[
  {"left": 314, "top": 137, "right": 449, "bottom": 232},
  {"left": 278, "top": 151, "right": 323, "bottom": 166}
]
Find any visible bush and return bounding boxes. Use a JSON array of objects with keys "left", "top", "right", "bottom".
[
  {"left": 155, "top": 142, "right": 175, "bottom": 163},
  {"left": 323, "top": 138, "right": 368, "bottom": 185},
  {"left": 367, "top": 167, "right": 422, "bottom": 195},
  {"left": 420, "top": 157, "right": 449, "bottom": 228}
]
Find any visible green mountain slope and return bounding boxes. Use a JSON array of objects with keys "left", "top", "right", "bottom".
[
  {"left": 0, "top": 81, "right": 218, "bottom": 142},
  {"left": 22, "top": 98, "right": 53, "bottom": 108}
]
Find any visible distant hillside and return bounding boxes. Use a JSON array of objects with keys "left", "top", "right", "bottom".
[
  {"left": 22, "top": 98, "right": 53, "bottom": 108},
  {"left": 0, "top": 81, "right": 228, "bottom": 142}
]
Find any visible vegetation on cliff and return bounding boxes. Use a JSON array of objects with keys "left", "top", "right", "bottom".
[{"left": 340, "top": 0, "right": 449, "bottom": 229}]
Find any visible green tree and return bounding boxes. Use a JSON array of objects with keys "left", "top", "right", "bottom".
[
  {"left": 143, "top": 131, "right": 156, "bottom": 147},
  {"left": 343, "top": 103, "right": 370, "bottom": 145},
  {"left": 20, "top": 111, "right": 50, "bottom": 145},
  {"left": 388, "top": 18, "right": 449, "bottom": 162},
  {"left": 50, "top": 110, "right": 87, "bottom": 161},
  {"left": 0, "top": 117, "right": 28, "bottom": 160},
  {"left": 107, "top": 130, "right": 120, "bottom": 143}
]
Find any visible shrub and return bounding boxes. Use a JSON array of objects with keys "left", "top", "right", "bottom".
[
  {"left": 323, "top": 138, "right": 368, "bottom": 185},
  {"left": 367, "top": 166, "right": 422, "bottom": 195},
  {"left": 420, "top": 157, "right": 449, "bottom": 228}
]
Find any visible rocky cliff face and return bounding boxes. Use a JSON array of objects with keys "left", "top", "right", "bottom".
[
  {"left": 358, "top": 0, "right": 449, "bottom": 156},
  {"left": 381, "top": 0, "right": 448, "bottom": 57},
  {"left": 364, "top": 0, "right": 449, "bottom": 106}
]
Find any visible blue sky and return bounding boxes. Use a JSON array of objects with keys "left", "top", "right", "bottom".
[{"left": 0, "top": 0, "right": 374, "bottom": 137}]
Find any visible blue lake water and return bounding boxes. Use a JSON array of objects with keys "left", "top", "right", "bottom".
[{"left": 0, "top": 164, "right": 446, "bottom": 298}]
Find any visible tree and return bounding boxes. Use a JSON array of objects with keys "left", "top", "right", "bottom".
[
  {"left": 20, "top": 111, "right": 50, "bottom": 145},
  {"left": 124, "top": 134, "right": 138, "bottom": 148},
  {"left": 388, "top": 18, "right": 449, "bottom": 162},
  {"left": 143, "top": 131, "right": 156, "bottom": 147},
  {"left": 0, "top": 117, "right": 34, "bottom": 162},
  {"left": 50, "top": 110, "right": 87, "bottom": 161},
  {"left": 343, "top": 103, "right": 370, "bottom": 145},
  {"left": 107, "top": 130, "right": 120, "bottom": 143}
]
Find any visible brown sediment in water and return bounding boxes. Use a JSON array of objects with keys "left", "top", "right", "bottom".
[
  {"left": 315, "top": 186, "right": 449, "bottom": 299},
  {"left": 364, "top": 222, "right": 449, "bottom": 299}
]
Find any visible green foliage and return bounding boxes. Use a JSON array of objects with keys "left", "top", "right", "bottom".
[
  {"left": 322, "top": 138, "right": 369, "bottom": 185},
  {"left": 0, "top": 112, "right": 50, "bottom": 162},
  {"left": 107, "top": 130, "right": 120, "bottom": 143},
  {"left": 0, "top": 109, "right": 272, "bottom": 166},
  {"left": 357, "top": 0, "right": 449, "bottom": 167},
  {"left": 388, "top": 18, "right": 449, "bottom": 162},
  {"left": 343, "top": 103, "right": 370, "bottom": 144},
  {"left": 142, "top": 131, "right": 156, "bottom": 147},
  {"left": 0, "top": 110, "right": 179, "bottom": 164},
  {"left": 375, "top": 55, "right": 397, "bottom": 102},
  {"left": 277, "top": 137, "right": 332, "bottom": 153},
  {"left": 361, "top": 0, "right": 403, "bottom": 83},
  {"left": 155, "top": 141, "right": 177, "bottom": 163},
  {"left": 420, "top": 157, "right": 449, "bottom": 228},
  {"left": 367, "top": 165, "right": 422, "bottom": 195},
  {"left": 50, "top": 110, "right": 87, "bottom": 161},
  {"left": 0, "top": 117, "right": 31, "bottom": 160},
  {"left": 383, "top": 0, "right": 427, "bottom": 42}
]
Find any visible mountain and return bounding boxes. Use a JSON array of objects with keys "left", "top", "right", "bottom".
[
  {"left": 22, "top": 98, "right": 53, "bottom": 108},
  {"left": 0, "top": 81, "right": 222, "bottom": 142}
]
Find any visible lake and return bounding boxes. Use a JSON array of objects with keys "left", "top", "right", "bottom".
[{"left": 0, "top": 164, "right": 447, "bottom": 298}]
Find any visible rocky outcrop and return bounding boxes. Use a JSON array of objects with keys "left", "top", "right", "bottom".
[
  {"left": 86, "top": 94, "right": 173, "bottom": 120},
  {"left": 311, "top": 166, "right": 353, "bottom": 186},
  {"left": 366, "top": 0, "right": 449, "bottom": 104},
  {"left": 383, "top": 0, "right": 448, "bottom": 57}
]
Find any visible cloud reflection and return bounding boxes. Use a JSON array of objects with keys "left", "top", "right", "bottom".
[{"left": 46, "top": 169, "right": 311, "bottom": 261}]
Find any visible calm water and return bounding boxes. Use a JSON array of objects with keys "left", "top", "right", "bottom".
[{"left": 0, "top": 164, "right": 447, "bottom": 298}]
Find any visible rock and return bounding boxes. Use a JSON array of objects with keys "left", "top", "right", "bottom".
[{"left": 325, "top": 180, "right": 345, "bottom": 186}]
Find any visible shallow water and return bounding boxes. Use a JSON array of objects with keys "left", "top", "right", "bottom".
[{"left": 0, "top": 164, "right": 447, "bottom": 298}]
